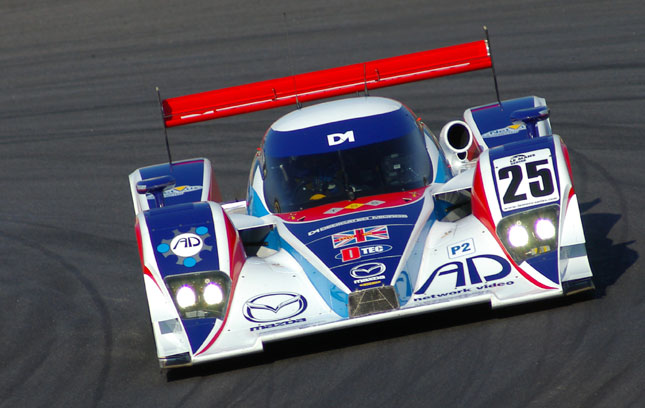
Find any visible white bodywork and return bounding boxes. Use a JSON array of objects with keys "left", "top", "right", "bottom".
[{"left": 130, "top": 96, "right": 593, "bottom": 367}]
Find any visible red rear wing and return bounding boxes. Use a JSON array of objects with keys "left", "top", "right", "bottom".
[{"left": 162, "top": 40, "right": 491, "bottom": 128}]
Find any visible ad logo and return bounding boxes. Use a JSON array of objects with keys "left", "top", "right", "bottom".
[
  {"left": 170, "top": 233, "right": 203, "bottom": 257},
  {"left": 156, "top": 226, "right": 212, "bottom": 268},
  {"left": 243, "top": 292, "right": 308, "bottom": 323},
  {"left": 350, "top": 262, "right": 386, "bottom": 279},
  {"left": 415, "top": 254, "right": 511, "bottom": 295},
  {"left": 327, "top": 130, "right": 355, "bottom": 146}
]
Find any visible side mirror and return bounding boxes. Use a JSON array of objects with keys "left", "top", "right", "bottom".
[
  {"left": 510, "top": 106, "right": 550, "bottom": 139},
  {"left": 136, "top": 175, "right": 176, "bottom": 208}
]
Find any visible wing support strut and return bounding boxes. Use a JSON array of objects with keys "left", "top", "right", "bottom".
[
  {"left": 483, "top": 26, "right": 503, "bottom": 110},
  {"left": 156, "top": 87, "right": 173, "bottom": 167}
]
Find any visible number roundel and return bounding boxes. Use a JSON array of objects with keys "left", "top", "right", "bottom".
[{"left": 493, "top": 149, "right": 559, "bottom": 212}]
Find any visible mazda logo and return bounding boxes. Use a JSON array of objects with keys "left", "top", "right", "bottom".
[
  {"left": 243, "top": 292, "right": 308, "bottom": 323},
  {"left": 350, "top": 262, "right": 386, "bottom": 279}
]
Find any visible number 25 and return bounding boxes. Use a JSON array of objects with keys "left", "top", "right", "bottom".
[{"left": 498, "top": 159, "right": 554, "bottom": 204}]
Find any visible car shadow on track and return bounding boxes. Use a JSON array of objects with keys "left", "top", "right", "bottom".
[
  {"left": 166, "top": 298, "right": 600, "bottom": 381},
  {"left": 166, "top": 302, "right": 496, "bottom": 381},
  {"left": 579, "top": 198, "right": 637, "bottom": 297}
]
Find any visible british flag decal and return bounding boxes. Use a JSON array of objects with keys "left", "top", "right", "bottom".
[{"left": 331, "top": 225, "right": 389, "bottom": 248}]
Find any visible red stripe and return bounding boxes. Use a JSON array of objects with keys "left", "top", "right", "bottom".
[
  {"left": 225, "top": 212, "right": 246, "bottom": 283},
  {"left": 135, "top": 219, "right": 164, "bottom": 292},
  {"left": 466, "top": 138, "right": 482, "bottom": 161},
  {"left": 561, "top": 140, "right": 574, "bottom": 186},
  {"left": 209, "top": 168, "right": 222, "bottom": 202},
  {"left": 135, "top": 219, "right": 144, "bottom": 267},
  {"left": 142, "top": 266, "right": 163, "bottom": 293},
  {"left": 471, "top": 162, "right": 496, "bottom": 233},
  {"left": 274, "top": 187, "right": 426, "bottom": 222},
  {"left": 471, "top": 102, "right": 500, "bottom": 113}
]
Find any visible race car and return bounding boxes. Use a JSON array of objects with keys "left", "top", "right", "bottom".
[{"left": 129, "top": 38, "right": 594, "bottom": 368}]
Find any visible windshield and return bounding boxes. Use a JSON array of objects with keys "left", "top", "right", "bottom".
[{"left": 263, "top": 130, "right": 432, "bottom": 213}]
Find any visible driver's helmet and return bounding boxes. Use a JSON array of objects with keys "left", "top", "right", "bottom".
[{"left": 289, "top": 155, "right": 342, "bottom": 201}]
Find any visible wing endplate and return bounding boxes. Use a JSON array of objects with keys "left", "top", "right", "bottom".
[{"left": 162, "top": 40, "right": 491, "bottom": 127}]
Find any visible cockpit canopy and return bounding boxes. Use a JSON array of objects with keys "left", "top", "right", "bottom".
[{"left": 262, "top": 97, "right": 433, "bottom": 213}]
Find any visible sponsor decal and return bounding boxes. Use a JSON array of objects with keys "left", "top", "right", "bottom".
[
  {"left": 509, "top": 153, "right": 535, "bottom": 165},
  {"left": 170, "top": 233, "right": 203, "bottom": 257},
  {"left": 415, "top": 254, "right": 511, "bottom": 295},
  {"left": 249, "top": 318, "right": 307, "bottom": 332},
  {"left": 156, "top": 226, "right": 212, "bottom": 267},
  {"left": 307, "top": 214, "right": 407, "bottom": 236},
  {"left": 243, "top": 292, "right": 308, "bottom": 323},
  {"left": 481, "top": 124, "right": 525, "bottom": 138},
  {"left": 327, "top": 130, "right": 355, "bottom": 146},
  {"left": 340, "top": 247, "right": 361, "bottom": 262},
  {"left": 365, "top": 200, "right": 385, "bottom": 207},
  {"left": 447, "top": 238, "right": 475, "bottom": 259},
  {"left": 358, "top": 280, "right": 383, "bottom": 287},
  {"left": 336, "top": 244, "right": 393, "bottom": 262},
  {"left": 350, "top": 262, "right": 387, "bottom": 285},
  {"left": 344, "top": 203, "right": 364, "bottom": 210},
  {"left": 146, "top": 185, "right": 203, "bottom": 199},
  {"left": 350, "top": 262, "right": 386, "bottom": 279},
  {"left": 332, "top": 225, "right": 389, "bottom": 248},
  {"left": 414, "top": 280, "right": 515, "bottom": 302},
  {"left": 354, "top": 275, "right": 386, "bottom": 285},
  {"left": 323, "top": 200, "right": 384, "bottom": 215}
]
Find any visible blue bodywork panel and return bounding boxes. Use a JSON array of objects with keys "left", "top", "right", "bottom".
[
  {"left": 146, "top": 202, "right": 220, "bottom": 276},
  {"left": 280, "top": 198, "right": 428, "bottom": 315},
  {"left": 264, "top": 106, "right": 418, "bottom": 157},
  {"left": 469, "top": 96, "right": 544, "bottom": 148},
  {"left": 139, "top": 159, "right": 207, "bottom": 209},
  {"left": 145, "top": 202, "right": 221, "bottom": 353}
]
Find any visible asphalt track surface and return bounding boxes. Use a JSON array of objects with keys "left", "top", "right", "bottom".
[{"left": 2, "top": 1, "right": 644, "bottom": 407}]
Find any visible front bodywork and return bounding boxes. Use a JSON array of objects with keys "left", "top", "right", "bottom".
[{"left": 129, "top": 41, "right": 593, "bottom": 368}]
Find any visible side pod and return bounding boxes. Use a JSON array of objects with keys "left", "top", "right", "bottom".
[
  {"left": 134, "top": 197, "right": 246, "bottom": 367},
  {"left": 471, "top": 134, "right": 593, "bottom": 295}
]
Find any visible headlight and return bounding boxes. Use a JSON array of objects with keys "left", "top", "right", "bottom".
[
  {"left": 175, "top": 285, "right": 197, "bottom": 309},
  {"left": 507, "top": 223, "right": 529, "bottom": 247},
  {"left": 165, "top": 271, "right": 231, "bottom": 320},
  {"left": 203, "top": 282, "right": 224, "bottom": 305},
  {"left": 534, "top": 218, "right": 556, "bottom": 240},
  {"left": 496, "top": 205, "right": 559, "bottom": 263}
]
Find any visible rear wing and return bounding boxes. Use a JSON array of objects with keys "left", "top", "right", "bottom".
[{"left": 162, "top": 40, "right": 491, "bottom": 128}]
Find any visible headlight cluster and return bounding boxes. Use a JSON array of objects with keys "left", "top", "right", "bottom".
[
  {"left": 496, "top": 205, "right": 559, "bottom": 264},
  {"left": 165, "top": 271, "right": 231, "bottom": 320}
]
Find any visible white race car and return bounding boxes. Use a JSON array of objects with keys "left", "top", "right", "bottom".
[{"left": 129, "top": 38, "right": 594, "bottom": 368}]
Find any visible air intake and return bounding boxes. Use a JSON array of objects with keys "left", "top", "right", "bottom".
[{"left": 349, "top": 286, "right": 399, "bottom": 318}]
